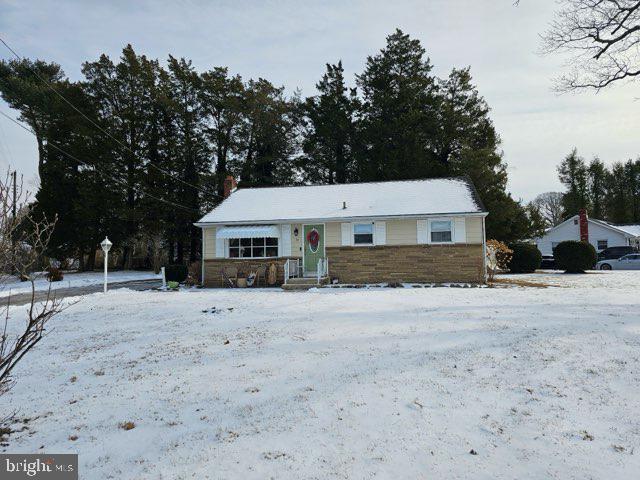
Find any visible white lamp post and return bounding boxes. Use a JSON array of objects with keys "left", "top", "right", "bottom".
[{"left": 101, "top": 237, "right": 113, "bottom": 293}]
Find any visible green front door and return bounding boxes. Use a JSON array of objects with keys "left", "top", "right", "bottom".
[{"left": 303, "top": 224, "right": 324, "bottom": 275}]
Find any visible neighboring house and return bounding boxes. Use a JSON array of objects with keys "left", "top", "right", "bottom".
[
  {"left": 536, "top": 209, "right": 640, "bottom": 256},
  {"left": 195, "top": 176, "right": 488, "bottom": 286}
]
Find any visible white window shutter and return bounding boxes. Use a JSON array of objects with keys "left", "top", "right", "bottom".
[
  {"left": 280, "top": 224, "right": 292, "bottom": 257},
  {"left": 454, "top": 217, "right": 466, "bottom": 243},
  {"left": 417, "top": 220, "right": 428, "bottom": 244},
  {"left": 341, "top": 223, "right": 352, "bottom": 246},
  {"left": 375, "top": 221, "right": 386, "bottom": 245}
]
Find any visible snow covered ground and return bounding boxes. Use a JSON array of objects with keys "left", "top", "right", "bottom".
[
  {"left": 0, "top": 270, "right": 162, "bottom": 297},
  {"left": 2, "top": 271, "right": 639, "bottom": 479}
]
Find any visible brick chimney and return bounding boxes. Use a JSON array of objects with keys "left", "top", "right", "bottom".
[
  {"left": 579, "top": 208, "right": 589, "bottom": 242},
  {"left": 223, "top": 175, "right": 237, "bottom": 199}
]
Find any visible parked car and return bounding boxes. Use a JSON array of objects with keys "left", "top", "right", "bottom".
[
  {"left": 540, "top": 255, "right": 556, "bottom": 269},
  {"left": 597, "top": 246, "right": 635, "bottom": 260},
  {"left": 596, "top": 254, "right": 640, "bottom": 270}
]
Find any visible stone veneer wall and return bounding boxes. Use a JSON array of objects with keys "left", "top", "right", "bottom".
[
  {"left": 326, "top": 244, "right": 485, "bottom": 284},
  {"left": 203, "top": 257, "right": 297, "bottom": 287}
]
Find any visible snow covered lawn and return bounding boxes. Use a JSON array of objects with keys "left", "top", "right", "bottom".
[
  {"left": 0, "top": 270, "right": 162, "bottom": 297},
  {"left": 2, "top": 271, "right": 640, "bottom": 479}
]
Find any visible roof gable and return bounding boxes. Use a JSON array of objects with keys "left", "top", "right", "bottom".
[
  {"left": 197, "top": 177, "right": 485, "bottom": 224},
  {"left": 543, "top": 215, "right": 639, "bottom": 238}
]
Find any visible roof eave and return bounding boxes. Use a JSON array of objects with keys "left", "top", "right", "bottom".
[{"left": 194, "top": 210, "right": 488, "bottom": 227}]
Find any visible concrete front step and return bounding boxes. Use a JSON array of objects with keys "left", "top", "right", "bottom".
[
  {"left": 282, "top": 277, "right": 329, "bottom": 291},
  {"left": 281, "top": 283, "right": 318, "bottom": 291},
  {"left": 286, "top": 277, "right": 319, "bottom": 284}
]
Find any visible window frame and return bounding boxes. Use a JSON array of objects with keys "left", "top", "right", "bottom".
[
  {"left": 228, "top": 237, "right": 279, "bottom": 259},
  {"left": 428, "top": 218, "right": 454, "bottom": 244},
  {"left": 353, "top": 222, "right": 374, "bottom": 246},
  {"left": 597, "top": 240, "right": 608, "bottom": 251}
]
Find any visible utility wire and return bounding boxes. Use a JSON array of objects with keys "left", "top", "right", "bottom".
[
  {"left": 0, "top": 110, "right": 199, "bottom": 213},
  {"left": 0, "top": 35, "right": 210, "bottom": 195}
]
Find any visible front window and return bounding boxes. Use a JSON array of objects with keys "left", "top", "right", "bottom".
[
  {"left": 597, "top": 240, "right": 608, "bottom": 250},
  {"left": 430, "top": 220, "right": 452, "bottom": 243},
  {"left": 229, "top": 237, "right": 278, "bottom": 258},
  {"left": 353, "top": 223, "right": 374, "bottom": 245}
]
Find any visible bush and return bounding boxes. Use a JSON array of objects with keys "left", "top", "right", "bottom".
[
  {"left": 46, "top": 266, "right": 64, "bottom": 282},
  {"left": 164, "top": 264, "right": 188, "bottom": 283},
  {"left": 508, "top": 243, "right": 542, "bottom": 273},
  {"left": 486, "top": 239, "right": 513, "bottom": 282},
  {"left": 553, "top": 241, "right": 597, "bottom": 273}
]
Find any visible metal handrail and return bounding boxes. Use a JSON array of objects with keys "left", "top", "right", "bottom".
[{"left": 316, "top": 257, "right": 329, "bottom": 284}]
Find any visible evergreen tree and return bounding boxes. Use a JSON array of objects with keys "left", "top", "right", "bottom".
[
  {"left": 557, "top": 148, "right": 590, "bottom": 218},
  {"left": 623, "top": 159, "right": 640, "bottom": 223},
  {"left": 235, "top": 79, "right": 300, "bottom": 187},
  {"left": 300, "top": 61, "right": 358, "bottom": 184},
  {"left": 200, "top": 67, "right": 245, "bottom": 200},
  {"left": 587, "top": 158, "right": 607, "bottom": 219},
  {"left": 81, "top": 45, "right": 159, "bottom": 268},
  {"left": 165, "top": 56, "right": 210, "bottom": 263},
  {"left": 605, "top": 162, "right": 631, "bottom": 224},
  {"left": 434, "top": 67, "right": 526, "bottom": 240},
  {"left": 356, "top": 29, "right": 438, "bottom": 180}
]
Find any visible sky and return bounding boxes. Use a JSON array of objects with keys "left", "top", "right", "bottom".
[{"left": 0, "top": 0, "right": 638, "bottom": 201}]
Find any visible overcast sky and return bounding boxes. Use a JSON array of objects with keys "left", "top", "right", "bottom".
[{"left": 0, "top": 0, "right": 638, "bottom": 201}]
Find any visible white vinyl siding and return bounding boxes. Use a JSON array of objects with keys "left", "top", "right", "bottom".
[
  {"left": 341, "top": 223, "right": 352, "bottom": 246},
  {"left": 280, "top": 224, "right": 292, "bottom": 257},
  {"left": 291, "top": 224, "right": 302, "bottom": 257},
  {"left": 375, "top": 221, "right": 386, "bottom": 245},
  {"left": 465, "top": 217, "right": 483, "bottom": 244},
  {"left": 215, "top": 235, "right": 225, "bottom": 258},
  {"left": 454, "top": 217, "right": 466, "bottom": 243},
  {"left": 204, "top": 216, "right": 485, "bottom": 258},
  {"left": 326, "top": 222, "right": 341, "bottom": 247},
  {"left": 203, "top": 227, "right": 217, "bottom": 259},
  {"left": 386, "top": 219, "right": 417, "bottom": 245},
  {"left": 417, "top": 220, "right": 429, "bottom": 244}
]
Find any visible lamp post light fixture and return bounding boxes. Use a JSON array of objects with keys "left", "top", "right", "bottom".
[{"left": 101, "top": 236, "right": 113, "bottom": 293}]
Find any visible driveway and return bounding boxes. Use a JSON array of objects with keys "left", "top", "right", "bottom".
[{"left": 6, "top": 278, "right": 162, "bottom": 306}]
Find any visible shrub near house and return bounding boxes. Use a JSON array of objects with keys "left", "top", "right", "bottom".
[
  {"left": 554, "top": 241, "right": 597, "bottom": 273},
  {"left": 508, "top": 243, "right": 542, "bottom": 273},
  {"left": 164, "top": 265, "right": 188, "bottom": 283}
]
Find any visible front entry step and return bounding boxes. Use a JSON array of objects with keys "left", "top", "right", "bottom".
[{"left": 282, "top": 277, "right": 329, "bottom": 291}]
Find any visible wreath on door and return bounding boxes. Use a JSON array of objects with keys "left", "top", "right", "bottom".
[{"left": 306, "top": 228, "right": 320, "bottom": 253}]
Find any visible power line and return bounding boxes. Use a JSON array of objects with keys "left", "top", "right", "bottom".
[
  {"left": 0, "top": 35, "right": 210, "bottom": 196},
  {"left": 0, "top": 110, "right": 199, "bottom": 213}
]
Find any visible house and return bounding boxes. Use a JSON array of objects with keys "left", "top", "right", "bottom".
[
  {"left": 535, "top": 209, "right": 640, "bottom": 256},
  {"left": 195, "top": 176, "right": 488, "bottom": 287}
]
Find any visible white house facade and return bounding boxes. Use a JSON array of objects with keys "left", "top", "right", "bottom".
[{"left": 536, "top": 212, "right": 640, "bottom": 256}]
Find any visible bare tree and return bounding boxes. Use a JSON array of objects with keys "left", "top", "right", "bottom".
[
  {"left": 530, "top": 192, "right": 565, "bottom": 227},
  {"left": 542, "top": 0, "right": 640, "bottom": 91},
  {"left": 0, "top": 170, "right": 65, "bottom": 411}
]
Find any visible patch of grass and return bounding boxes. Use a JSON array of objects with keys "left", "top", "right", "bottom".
[
  {"left": 491, "top": 278, "right": 553, "bottom": 288},
  {"left": 119, "top": 421, "right": 135, "bottom": 431}
]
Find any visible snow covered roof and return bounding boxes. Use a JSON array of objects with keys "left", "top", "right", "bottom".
[
  {"left": 611, "top": 224, "right": 640, "bottom": 237},
  {"left": 197, "top": 177, "right": 486, "bottom": 225}
]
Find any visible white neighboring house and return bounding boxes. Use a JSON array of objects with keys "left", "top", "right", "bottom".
[{"left": 536, "top": 212, "right": 640, "bottom": 256}]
